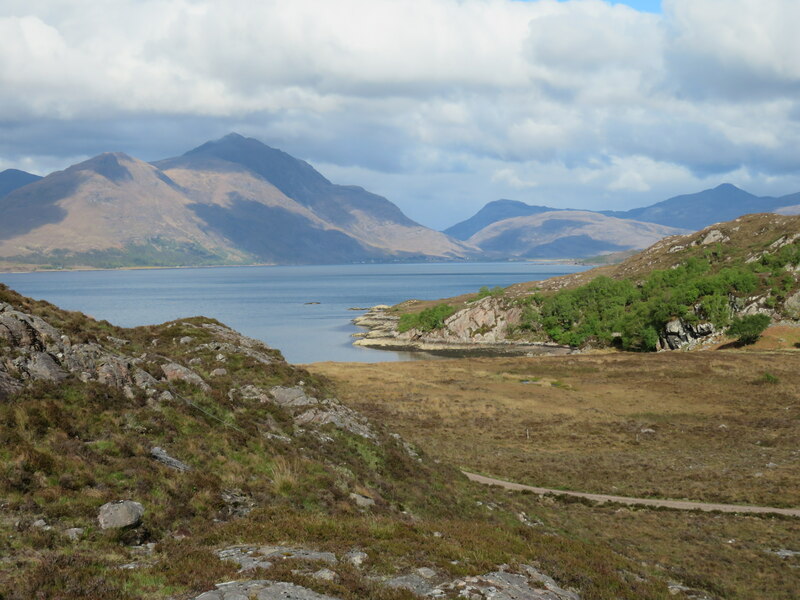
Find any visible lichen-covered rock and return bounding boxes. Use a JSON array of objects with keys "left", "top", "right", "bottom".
[
  {"left": 97, "top": 500, "right": 144, "bottom": 530},
  {"left": 193, "top": 581, "right": 342, "bottom": 600},
  {"left": 161, "top": 362, "right": 210, "bottom": 391}
]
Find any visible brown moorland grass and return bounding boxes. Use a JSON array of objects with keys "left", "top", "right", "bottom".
[
  {"left": 309, "top": 351, "right": 800, "bottom": 507},
  {"left": 308, "top": 349, "right": 800, "bottom": 599}
]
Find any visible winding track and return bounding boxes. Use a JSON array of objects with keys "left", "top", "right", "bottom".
[{"left": 462, "top": 471, "right": 800, "bottom": 517}]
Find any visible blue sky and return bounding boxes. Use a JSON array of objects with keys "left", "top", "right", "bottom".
[
  {"left": 1, "top": 0, "right": 799, "bottom": 229},
  {"left": 554, "top": 0, "right": 662, "bottom": 13}
]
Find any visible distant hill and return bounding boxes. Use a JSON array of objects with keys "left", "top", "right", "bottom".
[
  {"left": 0, "top": 168, "right": 41, "bottom": 198},
  {"left": 448, "top": 184, "right": 800, "bottom": 256},
  {"left": 602, "top": 183, "right": 800, "bottom": 230},
  {"left": 0, "top": 134, "right": 474, "bottom": 268},
  {"left": 465, "top": 211, "right": 684, "bottom": 258},
  {"left": 443, "top": 199, "right": 560, "bottom": 240}
]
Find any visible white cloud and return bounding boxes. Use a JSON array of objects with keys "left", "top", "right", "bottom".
[{"left": 1, "top": 0, "right": 800, "bottom": 227}]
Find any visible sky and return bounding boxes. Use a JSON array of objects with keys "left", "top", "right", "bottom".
[{"left": 1, "top": 0, "right": 799, "bottom": 230}]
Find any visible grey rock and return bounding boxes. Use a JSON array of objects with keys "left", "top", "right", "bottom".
[
  {"left": 417, "top": 567, "right": 437, "bottom": 579},
  {"left": 344, "top": 550, "right": 368, "bottom": 567},
  {"left": 270, "top": 386, "right": 319, "bottom": 408},
  {"left": 312, "top": 568, "right": 338, "bottom": 582},
  {"left": 210, "top": 368, "right": 228, "bottom": 377},
  {"left": 179, "top": 336, "right": 194, "bottom": 345},
  {"left": 193, "top": 581, "right": 342, "bottom": 600},
  {"left": 150, "top": 446, "right": 192, "bottom": 472},
  {"left": 784, "top": 290, "right": 800, "bottom": 319},
  {"left": 385, "top": 573, "right": 435, "bottom": 595},
  {"left": 23, "top": 352, "right": 67, "bottom": 382},
  {"left": 65, "top": 527, "right": 85, "bottom": 541},
  {"left": 97, "top": 500, "right": 144, "bottom": 530},
  {"left": 218, "top": 545, "right": 337, "bottom": 573},
  {"left": 349, "top": 493, "right": 375, "bottom": 508},
  {"left": 106, "top": 336, "right": 130, "bottom": 347},
  {"left": 161, "top": 362, "right": 210, "bottom": 391},
  {"left": 294, "top": 404, "right": 376, "bottom": 439}
]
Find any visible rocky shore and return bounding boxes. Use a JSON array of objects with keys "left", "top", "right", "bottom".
[{"left": 351, "top": 302, "right": 575, "bottom": 357}]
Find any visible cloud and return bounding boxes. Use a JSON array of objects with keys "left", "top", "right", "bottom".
[{"left": 1, "top": 0, "right": 800, "bottom": 228}]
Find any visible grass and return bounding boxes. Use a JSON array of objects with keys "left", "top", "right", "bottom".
[{"left": 309, "top": 349, "right": 800, "bottom": 599}]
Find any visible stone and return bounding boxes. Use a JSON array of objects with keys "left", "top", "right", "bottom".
[
  {"left": 24, "top": 352, "right": 67, "bottom": 382},
  {"left": 269, "top": 386, "right": 319, "bottom": 407},
  {"left": 97, "top": 500, "right": 144, "bottom": 530},
  {"left": 65, "top": 527, "right": 85, "bottom": 541},
  {"left": 784, "top": 290, "right": 800, "bottom": 319},
  {"left": 179, "top": 336, "right": 194, "bottom": 344},
  {"left": 161, "top": 362, "right": 210, "bottom": 391},
  {"left": 312, "top": 568, "right": 338, "bottom": 582},
  {"left": 349, "top": 492, "right": 375, "bottom": 508},
  {"left": 210, "top": 368, "right": 228, "bottom": 377},
  {"left": 344, "top": 550, "right": 368, "bottom": 567},
  {"left": 385, "top": 574, "right": 435, "bottom": 596},
  {"left": 192, "top": 581, "right": 342, "bottom": 600},
  {"left": 700, "top": 229, "right": 728, "bottom": 246},
  {"left": 150, "top": 446, "right": 192, "bottom": 472},
  {"left": 417, "top": 567, "right": 437, "bottom": 579}
]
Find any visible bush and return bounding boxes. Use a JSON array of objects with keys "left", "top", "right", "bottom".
[
  {"left": 727, "top": 314, "right": 771, "bottom": 345},
  {"left": 397, "top": 304, "right": 457, "bottom": 333}
]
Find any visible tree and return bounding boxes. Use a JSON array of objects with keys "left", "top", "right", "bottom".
[{"left": 727, "top": 314, "right": 771, "bottom": 345}]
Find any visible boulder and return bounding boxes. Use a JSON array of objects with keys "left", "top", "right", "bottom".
[
  {"left": 97, "top": 500, "right": 144, "bottom": 530},
  {"left": 161, "top": 362, "right": 210, "bottom": 391}
]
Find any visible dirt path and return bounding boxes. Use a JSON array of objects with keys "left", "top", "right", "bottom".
[{"left": 462, "top": 471, "right": 800, "bottom": 517}]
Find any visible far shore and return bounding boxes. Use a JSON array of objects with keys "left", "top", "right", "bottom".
[{"left": 0, "top": 257, "right": 584, "bottom": 276}]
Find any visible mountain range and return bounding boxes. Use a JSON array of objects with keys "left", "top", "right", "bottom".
[
  {"left": 0, "top": 134, "right": 474, "bottom": 268},
  {"left": 3, "top": 135, "right": 800, "bottom": 268},
  {"left": 444, "top": 183, "right": 800, "bottom": 258}
]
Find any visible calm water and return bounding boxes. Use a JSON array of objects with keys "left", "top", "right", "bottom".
[{"left": 0, "top": 263, "right": 586, "bottom": 363}]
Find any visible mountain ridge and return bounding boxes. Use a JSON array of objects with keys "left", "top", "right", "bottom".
[{"left": 0, "top": 134, "right": 474, "bottom": 268}]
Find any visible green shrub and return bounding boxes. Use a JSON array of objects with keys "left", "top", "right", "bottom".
[
  {"left": 727, "top": 314, "right": 771, "bottom": 345},
  {"left": 473, "top": 286, "right": 505, "bottom": 301},
  {"left": 397, "top": 304, "right": 456, "bottom": 333}
]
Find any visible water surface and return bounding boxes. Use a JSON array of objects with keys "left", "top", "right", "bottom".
[{"left": 0, "top": 263, "right": 587, "bottom": 363}]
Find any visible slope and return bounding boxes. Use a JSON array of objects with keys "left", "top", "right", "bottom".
[
  {"left": 156, "top": 134, "right": 475, "bottom": 259},
  {"left": 0, "top": 284, "right": 673, "bottom": 599},
  {"left": 0, "top": 168, "right": 42, "bottom": 198},
  {"left": 0, "top": 153, "right": 251, "bottom": 268},
  {"left": 466, "top": 211, "right": 684, "bottom": 258},
  {"left": 603, "top": 183, "right": 800, "bottom": 230},
  {"left": 443, "top": 199, "right": 559, "bottom": 240}
]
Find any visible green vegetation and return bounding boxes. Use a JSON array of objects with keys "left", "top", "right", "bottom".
[
  {"left": 512, "top": 245, "right": 799, "bottom": 349},
  {"left": 473, "top": 285, "right": 505, "bottom": 301},
  {"left": 397, "top": 303, "right": 457, "bottom": 333},
  {"left": 728, "top": 314, "right": 771, "bottom": 345}
]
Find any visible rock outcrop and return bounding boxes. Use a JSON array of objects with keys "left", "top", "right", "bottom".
[{"left": 352, "top": 303, "right": 573, "bottom": 357}]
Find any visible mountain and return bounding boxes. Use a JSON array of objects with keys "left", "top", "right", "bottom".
[
  {"left": 465, "top": 210, "right": 685, "bottom": 258},
  {"left": 0, "top": 134, "right": 474, "bottom": 268},
  {"left": 0, "top": 168, "right": 41, "bottom": 198},
  {"left": 155, "top": 133, "right": 472, "bottom": 260},
  {"left": 603, "top": 183, "right": 800, "bottom": 230},
  {"left": 443, "top": 199, "right": 560, "bottom": 240},
  {"left": 448, "top": 184, "right": 800, "bottom": 251}
]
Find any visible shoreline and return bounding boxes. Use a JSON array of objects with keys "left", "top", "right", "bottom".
[{"left": 351, "top": 305, "right": 576, "bottom": 358}]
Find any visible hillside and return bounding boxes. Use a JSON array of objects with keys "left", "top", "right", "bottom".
[
  {"left": 465, "top": 211, "right": 684, "bottom": 259},
  {"left": 0, "top": 135, "right": 473, "bottom": 269},
  {"left": 355, "top": 213, "right": 800, "bottom": 354},
  {"left": 0, "top": 284, "right": 678, "bottom": 599},
  {"left": 446, "top": 185, "right": 800, "bottom": 257},
  {"left": 604, "top": 183, "right": 800, "bottom": 230},
  {"left": 0, "top": 169, "right": 41, "bottom": 198},
  {"left": 443, "top": 199, "right": 560, "bottom": 240}
]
